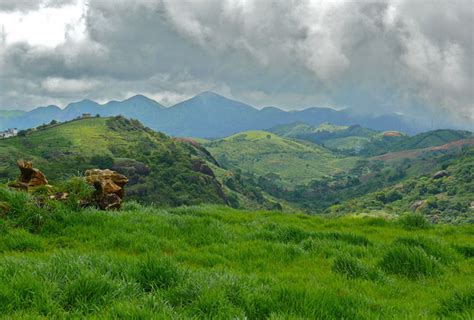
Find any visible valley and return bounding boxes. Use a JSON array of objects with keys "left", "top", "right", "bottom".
[{"left": 0, "top": 107, "right": 473, "bottom": 319}]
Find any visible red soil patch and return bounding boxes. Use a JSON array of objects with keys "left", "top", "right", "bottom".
[
  {"left": 383, "top": 131, "right": 403, "bottom": 137},
  {"left": 173, "top": 137, "right": 201, "bottom": 148},
  {"left": 372, "top": 138, "right": 474, "bottom": 162}
]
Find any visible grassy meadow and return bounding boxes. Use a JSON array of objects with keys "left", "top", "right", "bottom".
[
  {"left": 205, "top": 130, "right": 358, "bottom": 187},
  {"left": 0, "top": 188, "right": 472, "bottom": 319}
]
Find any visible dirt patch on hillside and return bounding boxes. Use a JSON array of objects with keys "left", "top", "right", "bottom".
[{"left": 372, "top": 138, "right": 474, "bottom": 162}]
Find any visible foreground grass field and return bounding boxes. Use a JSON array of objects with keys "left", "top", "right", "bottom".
[{"left": 0, "top": 200, "right": 473, "bottom": 319}]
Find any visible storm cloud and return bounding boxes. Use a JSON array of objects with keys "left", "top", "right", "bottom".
[{"left": 0, "top": 0, "right": 472, "bottom": 129}]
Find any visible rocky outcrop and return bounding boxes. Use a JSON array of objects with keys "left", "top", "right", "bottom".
[
  {"left": 410, "top": 200, "right": 426, "bottom": 212},
  {"left": 85, "top": 169, "right": 128, "bottom": 210},
  {"left": 191, "top": 158, "right": 215, "bottom": 177},
  {"left": 8, "top": 160, "right": 49, "bottom": 191},
  {"left": 432, "top": 170, "right": 449, "bottom": 179}
]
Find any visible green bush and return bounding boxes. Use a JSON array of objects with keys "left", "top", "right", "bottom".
[
  {"left": 398, "top": 212, "right": 431, "bottom": 230},
  {"left": 134, "top": 257, "right": 182, "bottom": 291},
  {"left": 436, "top": 289, "right": 474, "bottom": 318},
  {"left": 332, "top": 254, "right": 374, "bottom": 280},
  {"left": 61, "top": 272, "right": 116, "bottom": 313},
  {"left": 318, "top": 232, "right": 371, "bottom": 247},
  {"left": 394, "top": 236, "right": 458, "bottom": 265},
  {"left": 453, "top": 245, "right": 474, "bottom": 259},
  {"left": 379, "top": 245, "right": 441, "bottom": 279}
]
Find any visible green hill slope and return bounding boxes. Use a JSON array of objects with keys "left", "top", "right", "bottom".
[
  {"left": 269, "top": 122, "right": 378, "bottom": 152},
  {"left": 359, "top": 129, "right": 473, "bottom": 156},
  {"left": 270, "top": 123, "right": 473, "bottom": 155},
  {"left": 330, "top": 147, "right": 474, "bottom": 223},
  {"left": 0, "top": 117, "right": 229, "bottom": 206},
  {"left": 205, "top": 131, "right": 358, "bottom": 187}
]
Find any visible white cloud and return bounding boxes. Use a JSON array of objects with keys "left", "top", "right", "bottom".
[
  {"left": 0, "top": 0, "right": 87, "bottom": 47},
  {"left": 42, "top": 77, "right": 100, "bottom": 93}
]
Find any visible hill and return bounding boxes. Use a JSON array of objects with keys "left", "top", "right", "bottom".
[
  {"left": 359, "top": 129, "right": 474, "bottom": 156},
  {"left": 0, "top": 92, "right": 428, "bottom": 137},
  {"left": 0, "top": 116, "right": 247, "bottom": 207},
  {"left": 270, "top": 123, "right": 473, "bottom": 155},
  {"left": 330, "top": 147, "right": 474, "bottom": 223},
  {"left": 0, "top": 191, "right": 473, "bottom": 318},
  {"left": 205, "top": 130, "right": 358, "bottom": 188},
  {"left": 269, "top": 122, "right": 378, "bottom": 152}
]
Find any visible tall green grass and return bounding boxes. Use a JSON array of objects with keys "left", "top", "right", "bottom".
[{"left": 0, "top": 193, "right": 472, "bottom": 318}]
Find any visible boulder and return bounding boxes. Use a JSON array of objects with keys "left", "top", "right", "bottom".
[
  {"left": 410, "top": 200, "right": 426, "bottom": 212},
  {"left": 50, "top": 192, "right": 69, "bottom": 201},
  {"left": 432, "top": 170, "right": 449, "bottom": 179},
  {"left": 85, "top": 169, "right": 128, "bottom": 210},
  {"left": 191, "top": 158, "right": 215, "bottom": 177},
  {"left": 9, "top": 160, "right": 49, "bottom": 191}
]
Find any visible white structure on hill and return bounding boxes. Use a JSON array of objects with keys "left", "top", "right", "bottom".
[{"left": 0, "top": 128, "right": 18, "bottom": 139}]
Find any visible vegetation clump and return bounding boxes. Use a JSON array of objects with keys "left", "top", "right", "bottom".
[
  {"left": 379, "top": 245, "right": 442, "bottom": 279},
  {"left": 332, "top": 254, "right": 378, "bottom": 280},
  {"left": 0, "top": 191, "right": 472, "bottom": 318},
  {"left": 398, "top": 212, "right": 431, "bottom": 230}
]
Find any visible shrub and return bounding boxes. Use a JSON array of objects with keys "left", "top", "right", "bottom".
[
  {"left": 0, "top": 188, "right": 47, "bottom": 232},
  {"left": 273, "top": 286, "right": 365, "bottom": 319},
  {"left": 134, "top": 257, "right": 182, "bottom": 291},
  {"left": 394, "top": 236, "right": 458, "bottom": 265},
  {"left": 90, "top": 154, "right": 114, "bottom": 169},
  {"left": 332, "top": 254, "right": 372, "bottom": 280},
  {"left": 453, "top": 245, "right": 474, "bottom": 259},
  {"left": 57, "top": 177, "right": 95, "bottom": 211},
  {"left": 379, "top": 245, "right": 441, "bottom": 279},
  {"left": 257, "top": 225, "right": 310, "bottom": 243},
  {"left": 122, "top": 200, "right": 144, "bottom": 211},
  {"left": 0, "top": 229, "right": 44, "bottom": 252},
  {"left": 436, "top": 289, "right": 474, "bottom": 318},
  {"left": 398, "top": 212, "right": 431, "bottom": 230},
  {"left": 318, "top": 232, "right": 371, "bottom": 247},
  {"left": 61, "top": 272, "right": 116, "bottom": 313}
]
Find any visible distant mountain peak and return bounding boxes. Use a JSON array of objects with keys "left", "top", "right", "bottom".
[
  {"left": 124, "top": 94, "right": 152, "bottom": 102},
  {"left": 196, "top": 91, "right": 223, "bottom": 99},
  {"left": 121, "top": 94, "right": 164, "bottom": 108},
  {"left": 77, "top": 99, "right": 97, "bottom": 105}
]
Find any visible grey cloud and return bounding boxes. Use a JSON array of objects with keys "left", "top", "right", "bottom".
[
  {"left": 0, "top": 0, "right": 75, "bottom": 12},
  {"left": 0, "top": 0, "right": 472, "bottom": 129},
  {"left": 0, "top": 0, "right": 41, "bottom": 12}
]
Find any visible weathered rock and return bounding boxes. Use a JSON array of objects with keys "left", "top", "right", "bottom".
[
  {"left": 410, "top": 200, "right": 426, "bottom": 212},
  {"left": 191, "top": 158, "right": 215, "bottom": 177},
  {"left": 99, "top": 193, "right": 122, "bottom": 210},
  {"left": 85, "top": 169, "right": 128, "bottom": 210},
  {"left": 8, "top": 181, "right": 29, "bottom": 191},
  {"left": 78, "top": 199, "right": 92, "bottom": 208},
  {"left": 428, "top": 213, "right": 440, "bottom": 224},
  {"left": 50, "top": 192, "right": 69, "bottom": 201},
  {"left": 9, "top": 160, "right": 49, "bottom": 191},
  {"left": 432, "top": 170, "right": 449, "bottom": 179}
]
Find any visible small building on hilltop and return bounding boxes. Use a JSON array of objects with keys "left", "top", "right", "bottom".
[{"left": 0, "top": 128, "right": 18, "bottom": 139}]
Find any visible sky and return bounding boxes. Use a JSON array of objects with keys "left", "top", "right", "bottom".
[{"left": 0, "top": 0, "right": 473, "bottom": 129}]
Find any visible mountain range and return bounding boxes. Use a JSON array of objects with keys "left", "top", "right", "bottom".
[{"left": 0, "top": 92, "right": 434, "bottom": 137}]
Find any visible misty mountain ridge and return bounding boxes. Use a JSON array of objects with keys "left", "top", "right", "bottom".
[{"left": 0, "top": 91, "right": 447, "bottom": 137}]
